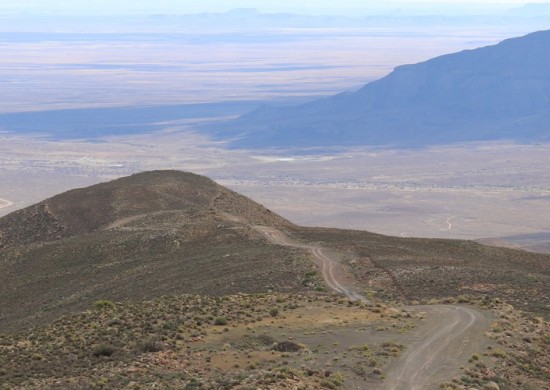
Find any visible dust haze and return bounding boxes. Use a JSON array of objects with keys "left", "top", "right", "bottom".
[
  {"left": 1, "top": 17, "right": 549, "bottom": 251},
  {"left": 3, "top": 129, "right": 550, "bottom": 249}
]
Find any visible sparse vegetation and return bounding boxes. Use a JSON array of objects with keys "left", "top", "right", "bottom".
[
  {"left": 441, "top": 299, "right": 550, "bottom": 389},
  {"left": 0, "top": 292, "right": 416, "bottom": 389},
  {"left": 0, "top": 171, "right": 548, "bottom": 389},
  {"left": 214, "top": 316, "right": 228, "bottom": 326},
  {"left": 94, "top": 300, "right": 115, "bottom": 309}
]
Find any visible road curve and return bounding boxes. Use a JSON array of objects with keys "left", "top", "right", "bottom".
[
  {"left": 0, "top": 198, "right": 14, "bottom": 210},
  {"left": 254, "top": 226, "right": 366, "bottom": 301},
  {"left": 440, "top": 216, "right": 455, "bottom": 231},
  {"left": 382, "top": 305, "right": 491, "bottom": 390},
  {"left": 253, "top": 225, "right": 491, "bottom": 389}
]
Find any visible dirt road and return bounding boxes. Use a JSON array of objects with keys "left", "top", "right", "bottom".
[
  {"left": 103, "top": 210, "right": 185, "bottom": 230},
  {"left": 0, "top": 198, "right": 13, "bottom": 210},
  {"left": 382, "top": 305, "right": 491, "bottom": 390},
  {"left": 254, "top": 226, "right": 366, "bottom": 301},
  {"left": 253, "top": 225, "right": 491, "bottom": 390},
  {"left": 440, "top": 216, "right": 455, "bottom": 231}
]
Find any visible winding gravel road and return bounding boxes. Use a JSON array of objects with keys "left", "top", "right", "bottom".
[
  {"left": 382, "top": 305, "right": 491, "bottom": 390},
  {"left": 255, "top": 226, "right": 366, "bottom": 301},
  {"left": 253, "top": 224, "right": 492, "bottom": 390}
]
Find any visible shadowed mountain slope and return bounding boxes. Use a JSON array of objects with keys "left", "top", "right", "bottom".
[{"left": 210, "top": 30, "right": 550, "bottom": 148}]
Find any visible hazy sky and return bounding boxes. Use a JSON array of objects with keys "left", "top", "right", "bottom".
[{"left": 0, "top": 0, "right": 547, "bottom": 16}]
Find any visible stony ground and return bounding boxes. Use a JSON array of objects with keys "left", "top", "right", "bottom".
[
  {"left": 0, "top": 293, "right": 418, "bottom": 389},
  {"left": 1, "top": 296, "right": 548, "bottom": 389}
]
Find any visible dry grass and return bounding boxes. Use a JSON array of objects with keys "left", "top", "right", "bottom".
[
  {"left": 436, "top": 297, "right": 550, "bottom": 389},
  {"left": 288, "top": 226, "right": 550, "bottom": 317},
  {"left": 0, "top": 293, "right": 416, "bottom": 389}
]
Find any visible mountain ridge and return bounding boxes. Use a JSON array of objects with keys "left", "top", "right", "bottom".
[{"left": 209, "top": 29, "right": 550, "bottom": 148}]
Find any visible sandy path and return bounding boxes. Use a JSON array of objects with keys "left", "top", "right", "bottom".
[
  {"left": 103, "top": 210, "right": 183, "bottom": 230},
  {"left": 0, "top": 198, "right": 14, "bottom": 210},
  {"left": 252, "top": 224, "right": 491, "bottom": 389},
  {"left": 440, "top": 215, "right": 456, "bottom": 231}
]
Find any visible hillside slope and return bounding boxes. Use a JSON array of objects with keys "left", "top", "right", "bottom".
[
  {"left": 1, "top": 170, "right": 549, "bottom": 335},
  {"left": 210, "top": 29, "right": 550, "bottom": 148},
  {"left": 0, "top": 171, "right": 314, "bottom": 332},
  {"left": 0, "top": 170, "right": 290, "bottom": 249}
]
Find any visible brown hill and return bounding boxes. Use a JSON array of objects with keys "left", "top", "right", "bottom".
[
  {"left": 1, "top": 170, "right": 549, "bottom": 390},
  {"left": 0, "top": 170, "right": 290, "bottom": 249},
  {"left": 1, "top": 170, "right": 549, "bottom": 334},
  {"left": 0, "top": 171, "right": 314, "bottom": 333}
]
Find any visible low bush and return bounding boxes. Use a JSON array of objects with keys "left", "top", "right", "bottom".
[
  {"left": 92, "top": 343, "right": 115, "bottom": 357},
  {"left": 214, "top": 317, "right": 228, "bottom": 326},
  {"left": 93, "top": 300, "right": 115, "bottom": 309}
]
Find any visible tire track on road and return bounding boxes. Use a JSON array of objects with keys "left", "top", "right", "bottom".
[
  {"left": 382, "top": 305, "right": 489, "bottom": 390},
  {"left": 250, "top": 223, "right": 491, "bottom": 390},
  {"left": 255, "top": 226, "right": 366, "bottom": 302}
]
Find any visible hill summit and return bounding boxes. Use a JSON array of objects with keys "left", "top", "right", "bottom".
[
  {"left": 1, "top": 170, "right": 548, "bottom": 337},
  {"left": 0, "top": 170, "right": 290, "bottom": 249},
  {"left": 209, "top": 29, "right": 550, "bottom": 148},
  {"left": 0, "top": 171, "right": 311, "bottom": 332}
]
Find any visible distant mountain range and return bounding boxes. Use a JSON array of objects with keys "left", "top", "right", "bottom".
[{"left": 209, "top": 30, "right": 550, "bottom": 149}]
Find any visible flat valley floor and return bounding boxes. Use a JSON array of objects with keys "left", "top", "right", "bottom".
[
  {"left": 2, "top": 131, "right": 550, "bottom": 252},
  {"left": 2, "top": 24, "right": 549, "bottom": 251}
]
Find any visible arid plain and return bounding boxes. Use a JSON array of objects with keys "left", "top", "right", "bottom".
[
  {"left": 1, "top": 23, "right": 550, "bottom": 251},
  {"left": 2, "top": 131, "right": 550, "bottom": 252}
]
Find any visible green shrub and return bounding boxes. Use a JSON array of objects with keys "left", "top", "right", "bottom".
[
  {"left": 139, "top": 337, "right": 164, "bottom": 353},
  {"left": 92, "top": 343, "right": 115, "bottom": 357},
  {"left": 93, "top": 300, "right": 115, "bottom": 309},
  {"left": 214, "top": 317, "right": 228, "bottom": 326}
]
